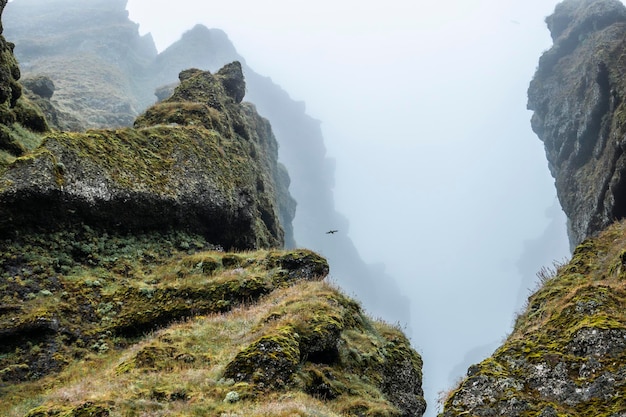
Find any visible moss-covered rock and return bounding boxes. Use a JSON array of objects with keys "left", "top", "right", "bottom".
[
  {"left": 0, "top": 226, "right": 328, "bottom": 382},
  {"left": 440, "top": 220, "right": 626, "bottom": 416},
  {"left": 0, "top": 4, "right": 424, "bottom": 417},
  {"left": 0, "top": 0, "right": 48, "bottom": 163},
  {"left": 0, "top": 64, "right": 287, "bottom": 250},
  {"left": 2, "top": 279, "right": 424, "bottom": 417},
  {"left": 224, "top": 325, "right": 301, "bottom": 389}
]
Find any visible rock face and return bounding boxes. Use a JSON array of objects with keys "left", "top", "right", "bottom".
[
  {"left": 528, "top": 0, "right": 626, "bottom": 247},
  {"left": 4, "top": 0, "right": 157, "bottom": 129},
  {"left": 3, "top": 0, "right": 412, "bottom": 330},
  {"left": 0, "top": 0, "right": 47, "bottom": 159}
]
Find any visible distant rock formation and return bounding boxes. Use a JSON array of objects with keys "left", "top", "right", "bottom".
[
  {"left": 528, "top": 0, "right": 626, "bottom": 247},
  {"left": 4, "top": 0, "right": 157, "bottom": 128},
  {"left": 3, "top": 0, "right": 411, "bottom": 329}
]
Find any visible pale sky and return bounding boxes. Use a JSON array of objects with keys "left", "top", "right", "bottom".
[{"left": 126, "top": 1, "right": 572, "bottom": 415}]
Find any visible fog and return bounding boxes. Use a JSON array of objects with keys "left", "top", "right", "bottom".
[{"left": 125, "top": 1, "right": 573, "bottom": 414}]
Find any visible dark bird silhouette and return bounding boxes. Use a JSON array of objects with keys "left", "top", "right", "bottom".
[{"left": 326, "top": 230, "right": 338, "bottom": 234}]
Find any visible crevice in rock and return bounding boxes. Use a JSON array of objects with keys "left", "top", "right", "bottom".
[
  {"left": 306, "top": 347, "right": 340, "bottom": 365},
  {"left": 573, "top": 62, "right": 612, "bottom": 168}
]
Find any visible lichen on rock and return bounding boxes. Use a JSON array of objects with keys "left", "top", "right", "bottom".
[{"left": 440, "top": 220, "right": 626, "bottom": 416}]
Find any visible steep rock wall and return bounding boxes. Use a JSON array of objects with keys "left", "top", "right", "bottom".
[
  {"left": 528, "top": 0, "right": 626, "bottom": 247},
  {"left": 0, "top": 4, "right": 425, "bottom": 415},
  {"left": 0, "top": 0, "right": 47, "bottom": 161}
]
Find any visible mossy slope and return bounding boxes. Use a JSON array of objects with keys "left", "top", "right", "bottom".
[
  {"left": 0, "top": 4, "right": 425, "bottom": 416},
  {"left": 0, "top": 237, "right": 425, "bottom": 417},
  {"left": 440, "top": 219, "right": 626, "bottom": 416}
]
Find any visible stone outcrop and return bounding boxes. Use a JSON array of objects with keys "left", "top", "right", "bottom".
[
  {"left": 0, "top": 4, "right": 425, "bottom": 416},
  {"left": 528, "top": 0, "right": 626, "bottom": 247},
  {"left": 0, "top": 0, "right": 47, "bottom": 158},
  {"left": 0, "top": 63, "right": 287, "bottom": 250}
]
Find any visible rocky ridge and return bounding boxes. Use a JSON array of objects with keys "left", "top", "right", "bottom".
[
  {"left": 0, "top": 2, "right": 426, "bottom": 416},
  {"left": 0, "top": 62, "right": 287, "bottom": 250},
  {"left": 2, "top": 0, "right": 411, "bottom": 326}
]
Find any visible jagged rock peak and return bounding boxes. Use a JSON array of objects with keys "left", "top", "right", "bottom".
[
  {"left": 546, "top": 0, "right": 626, "bottom": 41},
  {"left": 528, "top": 0, "right": 626, "bottom": 246},
  {"left": 174, "top": 61, "right": 245, "bottom": 104}
]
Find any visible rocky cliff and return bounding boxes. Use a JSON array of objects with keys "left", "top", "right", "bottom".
[
  {"left": 0, "top": 62, "right": 287, "bottom": 250},
  {"left": 2, "top": 0, "right": 411, "bottom": 327},
  {"left": 528, "top": 0, "right": 626, "bottom": 247},
  {"left": 440, "top": 1, "right": 626, "bottom": 415},
  {"left": 0, "top": 0, "right": 47, "bottom": 161},
  {"left": 0, "top": 2, "right": 425, "bottom": 416},
  {"left": 5, "top": 0, "right": 156, "bottom": 129}
]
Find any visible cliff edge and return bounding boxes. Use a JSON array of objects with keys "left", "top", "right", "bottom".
[
  {"left": 0, "top": 62, "right": 286, "bottom": 250},
  {"left": 528, "top": 0, "right": 626, "bottom": 247}
]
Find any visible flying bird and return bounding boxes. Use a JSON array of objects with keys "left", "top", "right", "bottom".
[{"left": 326, "top": 230, "right": 338, "bottom": 234}]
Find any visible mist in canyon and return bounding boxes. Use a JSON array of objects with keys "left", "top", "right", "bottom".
[
  {"left": 127, "top": 1, "right": 574, "bottom": 414},
  {"left": 8, "top": 0, "right": 578, "bottom": 414}
]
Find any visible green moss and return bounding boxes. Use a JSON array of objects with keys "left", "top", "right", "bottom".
[
  {"left": 442, "top": 220, "right": 626, "bottom": 416},
  {"left": 223, "top": 325, "right": 301, "bottom": 389},
  {"left": 14, "top": 96, "right": 49, "bottom": 133},
  {"left": 3, "top": 277, "right": 422, "bottom": 417},
  {"left": 0, "top": 229, "right": 331, "bottom": 385},
  {"left": 264, "top": 250, "right": 331, "bottom": 281},
  {"left": 134, "top": 101, "right": 225, "bottom": 132}
]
